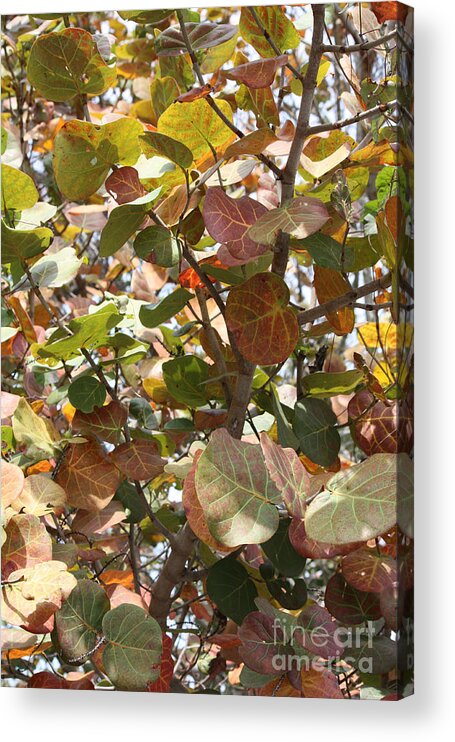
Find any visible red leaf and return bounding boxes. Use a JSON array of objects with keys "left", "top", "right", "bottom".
[
  {"left": 28, "top": 671, "right": 94, "bottom": 690},
  {"left": 225, "top": 272, "right": 299, "bottom": 365},
  {"left": 289, "top": 518, "right": 361, "bottom": 560},
  {"left": 224, "top": 55, "right": 288, "bottom": 89},
  {"left": 56, "top": 441, "right": 121, "bottom": 511},
  {"left": 147, "top": 634, "right": 174, "bottom": 693},
  {"left": 203, "top": 186, "right": 269, "bottom": 265},
  {"left": 324, "top": 572, "right": 381, "bottom": 625},
  {"left": 348, "top": 390, "right": 413, "bottom": 456},
  {"left": 105, "top": 166, "right": 145, "bottom": 204},
  {"left": 111, "top": 439, "right": 166, "bottom": 481}
]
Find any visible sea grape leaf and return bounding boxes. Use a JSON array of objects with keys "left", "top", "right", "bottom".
[
  {"left": 313, "top": 266, "right": 355, "bottom": 334},
  {"left": 324, "top": 572, "right": 382, "bottom": 625},
  {"left": 140, "top": 131, "right": 193, "bottom": 170},
  {"left": 150, "top": 76, "right": 180, "bottom": 121},
  {"left": 341, "top": 546, "right": 397, "bottom": 593},
  {"left": 68, "top": 376, "right": 106, "bottom": 413},
  {"left": 238, "top": 611, "right": 288, "bottom": 674},
  {"left": 200, "top": 31, "right": 238, "bottom": 73},
  {"left": 99, "top": 189, "right": 162, "bottom": 257},
  {"left": 12, "top": 398, "right": 60, "bottom": 456},
  {"left": 156, "top": 22, "right": 237, "bottom": 56},
  {"left": 293, "top": 397, "right": 340, "bottom": 468},
  {"left": 72, "top": 400, "right": 128, "bottom": 445},
  {"left": 237, "top": 84, "right": 280, "bottom": 127},
  {"left": 139, "top": 288, "right": 192, "bottom": 327},
  {"left": 183, "top": 450, "right": 228, "bottom": 550},
  {"left": 261, "top": 518, "right": 307, "bottom": 577},
  {"left": 27, "top": 28, "right": 117, "bottom": 101},
  {"left": 260, "top": 432, "right": 309, "bottom": 518},
  {"left": 203, "top": 188, "right": 266, "bottom": 260},
  {"left": 34, "top": 303, "right": 122, "bottom": 362},
  {"left": 1, "top": 164, "right": 38, "bottom": 211},
  {"left": 11, "top": 474, "right": 66, "bottom": 517},
  {"left": 296, "top": 603, "right": 343, "bottom": 660},
  {"left": 239, "top": 7, "right": 300, "bottom": 58},
  {"left": 55, "top": 441, "right": 121, "bottom": 511},
  {"left": 2, "top": 561, "right": 77, "bottom": 629},
  {"left": 225, "top": 272, "right": 299, "bottom": 365},
  {"left": 224, "top": 55, "right": 288, "bottom": 89},
  {"left": 203, "top": 187, "right": 269, "bottom": 264},
  {"left": 247, "top": 197, "right": 329, "bottom": 245},
  {"left": 118, "top": 10, "right": 173, "bottom": 24},
  {"left": 300, "top": 668, "right": 344, "bottom": 699},
  {"left": 2, "top": 514, "right": 52, "bottom": 579},
  {"left": 349, "top": 636, "right": 397, "bottom": 675},
  {"left": 206, "top": 556, "right": 258, "bottom": 624},
  {"left": 105, "top": 166, "right": 145, "bottom": 204},
  {"left": 1, "top": 220, "right": 53, "bottom": 265},
  {"left": 111, "top": 440, "right": 166, "bottom": 481},
  {"left": 134, "top": 225, "right": 180, "bottom": 267},
  {"left": 194, "top": 428, "right": 281, "bottom": 547},
  {"left": 54, "top": 118, "right": 143, "bottom": 200},
  {"left": 299, "top": 232, "right": 378, "bottom": 272},
  {"left": 19, "top": 247, "right": 83, "bottom": 288},
  {"left": 162, "top": 355, "right": 210, "bottom": 408},
  {"left": 348, "top": 390, "right": 413, "bottom": 456},
  {"left": 71, "top": 502, "right": 126, "bottom": 537},
  {"left": 305, "top": 453, "right": 412, "bottom": 544},
  {"left": 157, "top": 99, "right": 235, "bottom": 163},
  {"left": 289, "top": 518, "right": 362, "bottom": 560},
  {"left": 1, "top": 462, "right": 24, "bottom": 509},
  {"left": 302, "top": 370, "right": 364, "bottom": 398},
  {"left": 224, "top": 127, "right": 277, "bottom": 159},
  {"left": 54, "top": 579, "right": 110, "bottom": 663},
  {"left": 102, "top": 604, "right": 162, "bottom": 691}
]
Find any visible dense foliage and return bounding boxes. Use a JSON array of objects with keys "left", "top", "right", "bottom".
[{"left": 1, "top": 3, "right": 413, "bottom": 699}]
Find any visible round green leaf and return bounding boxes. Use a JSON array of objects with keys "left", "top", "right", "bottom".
[
  {"left": 195, "top": 428, "right": 281, "bottom": 547},
  {"left": 102, "top": 604, "right": 162, "bottom": 691},
  {"left": 54, "top": 580, "right": 110, "bottom": 663},
  {"left": 134, "top": 225, "right": 180, "bottom": 267},
  {"left": 293, "top": 397, "right": 340, "bottom": 467},
  {"left": 68, "top": 376, "right": 106, "bottom": 413},
  {"left": 261, "top": 518, "right": 307, "bottom": 577},
  {"left": 206, "top": 556, "right": 258, "bottom": 625},
  {"left": 27, "top": 28, "right": 117, "bottom": 102}
]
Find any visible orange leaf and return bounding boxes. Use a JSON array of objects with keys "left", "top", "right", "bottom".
[
  {"left": 55, "top": 441, "right": 121, "bottom": 511},
  {"left": 111, "top": 439, "right": 166, "bottom": 481},
  {"left": 176, "top": 84, "right": 214, "bottom": 103},
  {"left": 225, "top": 272, "right": 299, "bottom": 365},
  {"left": 224, "top": 55, "right": 288, "bottom": 89},
  {"left": 371, "top": 2, "right": 409, "bottom": 23},
  {"left": 313, "top": 266, "right": 355, "bottom": 335}
]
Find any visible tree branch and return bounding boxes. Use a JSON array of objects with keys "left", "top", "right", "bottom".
[
  {"left": 148, "top": 522, "right": 198, "bottom": 630},
  {"left": 307, "top": 101, "right": 395, "bottom": 135},
  {"left": 247, "top": 5, "right": 305, "bottom": 82},
  {"left": 175, "top": 9, "right": 282, "bottom": 179},
  {"left": 271, "top": 4, "right": 325, "bottom": 277},
  {"left": 297, "top": 272, "right": 395, "bottom": 326},
  {"left": 320, "top": 29, "right": 398, "bottom": 54}
]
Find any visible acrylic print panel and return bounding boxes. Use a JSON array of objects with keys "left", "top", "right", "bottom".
[{"left": 1, "top": 2, "right": 414, "bottom": 699}]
